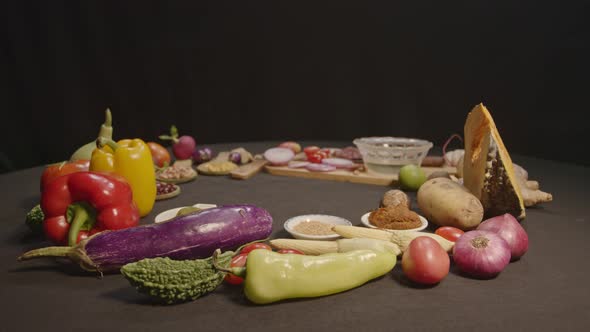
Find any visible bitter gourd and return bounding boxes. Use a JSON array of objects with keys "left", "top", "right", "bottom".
[{"left": 121, "top": 251, "right": 233, "bottom": 304}]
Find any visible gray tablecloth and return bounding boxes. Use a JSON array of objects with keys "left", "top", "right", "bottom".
[{"left": 1, "top": 141, "right": 588, "bottom": 332}]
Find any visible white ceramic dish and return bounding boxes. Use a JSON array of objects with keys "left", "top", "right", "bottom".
[
  {"left": 154, "top": 203, "right": 217, "bottom": 223},
  {"left": 361, "top": 212, "right": 428, "bottom": 232},
  {"left": 284, "top": 214, "right": 352, "bottom": 240}
]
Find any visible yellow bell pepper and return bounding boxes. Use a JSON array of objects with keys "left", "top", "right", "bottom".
[{"left": 90, "top": 138, "right": 156, "bottom": 217}]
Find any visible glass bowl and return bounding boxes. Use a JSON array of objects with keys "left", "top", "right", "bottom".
[{"left": 353, "top": 137, "right": 433, "bottom": 175}]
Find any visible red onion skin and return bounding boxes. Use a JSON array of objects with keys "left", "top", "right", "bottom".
[
  {"left": 453, "top": 230, "right": 511, "bottom": 279},
  {"left": 477, "top": 214, "right": 529, "bottom": 261}
]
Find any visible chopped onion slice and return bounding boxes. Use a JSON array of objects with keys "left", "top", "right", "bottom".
[
  {"left": 264, "top": 147, "right": 295, "bottom": 166},
  {"left": 288, "top": 161, "right": 310, "bottom": 168},
  {"left": 306, "top": 163, "right": 336, "bottom": 172},
  {"left": 321, "top": 158, "right": 354, "bottom": 169}
]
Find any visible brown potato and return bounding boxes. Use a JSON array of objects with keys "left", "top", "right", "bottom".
[{"left": 417, "top": 178, "right": 483, "bottom": 230}]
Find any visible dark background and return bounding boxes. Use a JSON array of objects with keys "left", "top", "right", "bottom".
[{"left": 2, "top": 0, "right": 589, "bottom": 173}]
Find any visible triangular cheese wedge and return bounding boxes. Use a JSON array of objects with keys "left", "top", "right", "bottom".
[{"left": 463, "top": 103, "right": 526, "bottom": 220}]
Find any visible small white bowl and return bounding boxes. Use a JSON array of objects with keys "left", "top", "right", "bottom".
[
  {"left": 361, "top": 212, "right": 428, "bottom": 232},
  {"left": 284, "top": 214, "right": 352, "bottom": 240},
  {"left": 154, "top": 203, "right": 217, "bottom": 223}
]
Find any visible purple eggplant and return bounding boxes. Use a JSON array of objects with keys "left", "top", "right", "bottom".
[{"left": 17, "top": 205, "right": 273, "bottom": 273}]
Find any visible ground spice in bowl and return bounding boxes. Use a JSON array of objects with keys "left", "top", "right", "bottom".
[
  {"left": 293, "top": 221, "right": 336, "bottom": 236},
  {"left": 368, "top": 205, "right": 422, "bottom": 230}
]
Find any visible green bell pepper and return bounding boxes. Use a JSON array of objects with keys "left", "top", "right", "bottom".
[{"left": 214, "top": 245, "right": 396, "bottom": 304}]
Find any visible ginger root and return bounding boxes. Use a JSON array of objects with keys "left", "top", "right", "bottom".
[{"left": 513, "top": 164, "right": 553, "bottom": 207}]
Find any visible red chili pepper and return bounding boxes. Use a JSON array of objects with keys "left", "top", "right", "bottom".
[{"left": 41, "top": 172, "right": 140, "bottom": 246}]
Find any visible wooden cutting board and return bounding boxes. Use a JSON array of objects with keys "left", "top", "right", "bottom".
[{"left": 265, "top": 165, "right": 457, "bottom": 186}]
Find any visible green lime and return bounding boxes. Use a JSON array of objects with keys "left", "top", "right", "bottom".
[{"left": 398, "top": 164, "right": 427, "bottom": 191}]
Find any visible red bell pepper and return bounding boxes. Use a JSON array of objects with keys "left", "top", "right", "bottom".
[
  {"left": 40, "top": 160, "right": 90, "bottom": 191},
  {"left": 41, "top": 172, "right": 140, "bottom": 246}
]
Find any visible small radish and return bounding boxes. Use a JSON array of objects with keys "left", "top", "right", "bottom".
[{"left": 159, "top": 125, "right": 196, "bottom": 160}]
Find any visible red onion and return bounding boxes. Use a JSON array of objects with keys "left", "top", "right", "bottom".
[
  {"left": 477, "top": 213, "right": 529, "bottom": 261},
  {"left": 453, "top": 230, "right": 511, "bottom": 279},
  {"left": 264, "top": 147, "right": 294, "bottom": 166},
  {"left": 228, "top": 151, "right": 242, "bottom": 164},
  {"left": 192, "top": 147, "right": 213, "bottom": 164}
]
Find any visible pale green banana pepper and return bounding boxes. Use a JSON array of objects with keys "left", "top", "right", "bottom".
[{"left": 218, "top": 246, "right": 396, "bottom": 305}]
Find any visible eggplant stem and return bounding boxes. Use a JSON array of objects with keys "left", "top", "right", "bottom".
[{"left": 17, "top": 246, "right": 73, "bottom": 261}]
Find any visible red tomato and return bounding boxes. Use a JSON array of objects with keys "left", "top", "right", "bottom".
[
  {"left": 224, "top": 253, "right": 248, "bottom": 285},
  {"left": 303, "top": 146, "right": 320, "bottom": 156},
  {"left": 147, "top": 142, "right": 171, "bottom": 167},
  {"left": 240, "top": 243, "right": 272, "bottom": 255},
  {"left": 77, "top": 230, "right": 90, "bottom": 244},
  {"left": 307, "top": 151, "right": 327, "bottom": 163},
  {"left": 401, "top": 236, "right": 450, "bottom": 285},
  {"left": 43, "top": 216, "right": 70, "bottom": 245},
  {"left": 40, "top": 160, "right": 89, "bottom": 191},
  {"left": 435, "top": 226, "right": 464, "bottom": 242},
  {"left": 277, "top": 249, "right": 304, "bottom": 255}
]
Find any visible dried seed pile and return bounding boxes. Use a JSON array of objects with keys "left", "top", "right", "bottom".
[{"left": 293, "top": 221, "right": 336, "bottom": 236}]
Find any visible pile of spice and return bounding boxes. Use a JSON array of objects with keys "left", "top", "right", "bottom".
[
  {"left": 157, "top": 164, "right": 196, "bottom": 180},
  {"left": 369, "top": 205, "right": 421, "bottom": 230},
  {"left": 293, "top": 221, "right": 336, "bottom": 236}
]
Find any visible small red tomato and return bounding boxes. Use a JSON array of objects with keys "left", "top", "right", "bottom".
[
  {"left": 435, "top": 226, "right": 464, "bottom": 242},
  {"left": 43, "top": 216, "right": 70, "bottom": 245},
  {"left": 277, "top": 249, "right": 305, "bottom": 255},
  {"left": 147, "top": 142, "right": 171, "bottom": 167},
  {"left": 320, "top": 148, "right": 332, "bottom": 157},
  {"left": 224, "top": 253, "right": 248, "bottom": 285},
  {"left": 307, "top": 152, "right": 326, "bottom": 163},
  {"left": 76, "top": 230, "right": 90, "bottom": 244},
  {"left": 40, "top": 160, "right": 89, "bottom": 192},
  {"left": 402, "top": 236, "right": 450, "bottom": 285},
  {"left": 240, "top": 243, "right": 272, "bottom": 255},
  {"left": 88, "top": 227, "right": 104, "bottom": 236},
  {"left": 303, "top": 146, "right": 320, "bottom": 156},
  {"left": 279, "top": 141, "right": 302, "bottom": 154}
]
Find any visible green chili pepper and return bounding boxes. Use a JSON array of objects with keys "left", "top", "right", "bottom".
[{"left": 213, "top": 245, "right": 397, "bottom": 304}]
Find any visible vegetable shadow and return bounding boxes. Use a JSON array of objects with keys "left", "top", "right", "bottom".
[
  {"left": 14, "top": 231, "right": 45, "bottom": 245},
  {"left": 215, "top": 278, "right": 388, "bottom": 307},
  {"left": 448, "top": 263, "right": 501, "bottom": 280},
  {"left": 215, "top": 284, "right": 253, "bottom": 306},
  {"left": 8, "top": 262, "right": 96, "bottom": 277},
  {"left": 101, "top": 286, "right": 164, "bottom": 306},
  {"left": 390, "top": 267, "right": 439, "bottom": 289}
]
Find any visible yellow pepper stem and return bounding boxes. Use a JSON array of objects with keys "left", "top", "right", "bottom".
[{"left": 96, "top": 137, "right": 119, "bottom": 151}]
